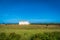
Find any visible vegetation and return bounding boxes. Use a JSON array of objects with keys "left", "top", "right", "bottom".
[
  {"left": 0, "top": 24, "right": 60, "bottom": 40},
  {"left": 0, "top": 32, "right": 21, "bottom": 40},
  {"left": 0, "top": 32, "right": 60, "bottom": 40}
]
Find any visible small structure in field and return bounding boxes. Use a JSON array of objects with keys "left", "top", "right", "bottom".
[{"left": 19, "top": 21, "right": 30, "bottom": 25}]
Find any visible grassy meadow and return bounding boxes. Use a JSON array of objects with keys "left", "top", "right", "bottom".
[{"left": 0, "top": 24, "right": 60, "bottom": 40}]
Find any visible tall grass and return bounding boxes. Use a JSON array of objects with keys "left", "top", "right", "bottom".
[
  {"left": 0, "top": 32, "right": 21, "bottom": 40},
  {"left": 0, "top": 32, "right": 60, "bottom": 40}
]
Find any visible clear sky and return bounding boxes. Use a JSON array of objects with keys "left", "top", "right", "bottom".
[{"left": 0, "top": 0, "right": 60, "bottom": 23}]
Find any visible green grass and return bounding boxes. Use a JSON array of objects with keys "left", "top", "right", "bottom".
[
  {"left": 0, "top": 24, "right": 60, "bottom": 34},
  {"left": 0, "top": 24, "right": 60, "bottom": 40}
]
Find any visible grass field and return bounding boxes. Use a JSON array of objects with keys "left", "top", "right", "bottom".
[{"left": 0, "top": 24, "right": 60, "bottom": 40}]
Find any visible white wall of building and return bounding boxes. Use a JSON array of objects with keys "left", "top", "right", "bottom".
[{"left": 19, "top": 21, "right": 30, "bottom": 25}]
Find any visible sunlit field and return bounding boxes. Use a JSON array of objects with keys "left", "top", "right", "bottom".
[{"left": 0, "top": 24, "right": 60, "bottom": 40}]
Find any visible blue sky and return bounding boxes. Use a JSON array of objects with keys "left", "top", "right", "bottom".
[{"left": 0, "top": 0, "right": 60, "bottom": 23}]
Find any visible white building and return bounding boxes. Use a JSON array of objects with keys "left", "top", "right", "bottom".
[{"left": 19, "top": 21, "right": 30, "bottom": 25}]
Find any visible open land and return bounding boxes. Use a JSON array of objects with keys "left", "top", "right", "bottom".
[{"left": 0, "top": 24, "right": 60, "bottom": 40}]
